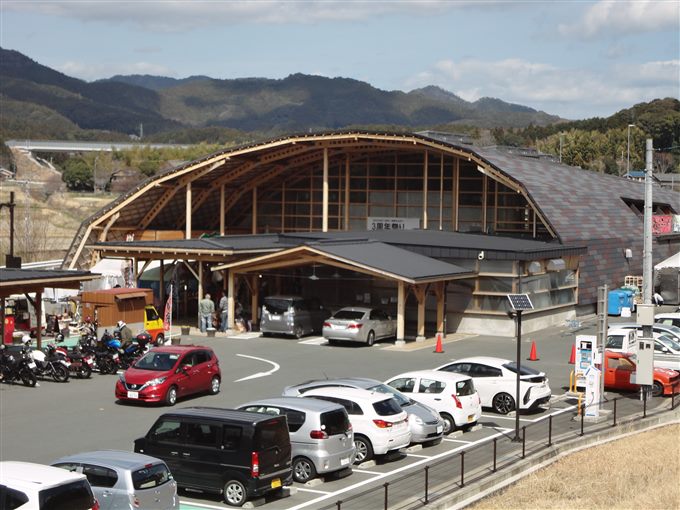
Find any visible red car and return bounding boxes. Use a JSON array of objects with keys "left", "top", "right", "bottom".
[
  {"left": 603, "top": 350, "right": 679, "bottom": 397},
  {"left": 115, "top": 345, "right": 221, "bottom": 405}
]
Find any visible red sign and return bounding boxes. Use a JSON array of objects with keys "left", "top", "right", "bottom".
[
  {"left": 652, "top": 215, "right": 673, "bottom": 235},
  {"left": 163, "top": 292, "right": 173, "bottom": 332}
]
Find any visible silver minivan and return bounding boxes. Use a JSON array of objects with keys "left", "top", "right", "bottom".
[
  {"left": 52, "top": 450, "right": 179, "bottom": 510},
  {"left": 237, "top": 397, "right": 355, "bottom": 483},
  {"left": 260, "top": 296, "right": 330, "bottom": 338}
]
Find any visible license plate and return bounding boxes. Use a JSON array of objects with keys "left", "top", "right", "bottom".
[
  {"left": 270, "top": 478, "right": 281, "bottom": 489},
  {"left": 127, "top": 391, "right": 139, "bottom": 399},
  {"left": 340, "top": 457, "right": 350, "bottom": 466},
  {"left": 436, "top": 425, "right": 443, "bottom": 434},
  {"left": 467, "top": 415, "right": 475, "bottom": 423},
  {"left": 28, "top": 362, "right": 36, "bottom": 369},
  {"left": 270, "top": 315, "right": 281, "bottom": 321}
]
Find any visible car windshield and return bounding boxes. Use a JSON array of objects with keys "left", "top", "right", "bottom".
[
  {"left": 132, "top": 463, "right": 172, "bottom": 490},
  {"left": 658, "top": 335, "right": 680, "bottom": 351},
  {"left": 133, "top": 352, "right": 179, "bottom": 371},
  {"left": 367, "top": 383, "right": 410, "bottom": 406},
  {"left": 502, "top": 362, "right": 542, "bottom": 376},
  {"left": 264, "top": 299, "right": 291, "bottom": 314},
  {"left": 333, "top": 310, "right": 365, "bottom": 320},
  {"left": 660, "top": 323, "right": 680, "bottom": 335},
  {"left": 372, "top": 397, "right": 403, "bottom": 416}
]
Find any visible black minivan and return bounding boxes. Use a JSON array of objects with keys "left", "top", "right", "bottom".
[{"left": 134, "top": 407, "right": 292, "bottom": 507}]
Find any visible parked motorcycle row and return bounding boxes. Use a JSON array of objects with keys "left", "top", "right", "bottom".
[{"left": 0, "top": 327, "right": 155, "bottom": 387}]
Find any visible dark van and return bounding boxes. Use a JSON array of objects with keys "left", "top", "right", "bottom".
[
  {"left": 260, "top": 295, "right": 329, "bottom": 338},
  {"left": 134, "top": 407, "right": 292, "bottom": 507}
]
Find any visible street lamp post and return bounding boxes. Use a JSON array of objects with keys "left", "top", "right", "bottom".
[
  {"left": 626, "top": 124, "right": 635, "bottom": 175},
  {"left": 507, "top": 293, "right": 534, "bottom": 442}
]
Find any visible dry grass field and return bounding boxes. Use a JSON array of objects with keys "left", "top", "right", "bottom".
[{"left": 469, "top": 424, "right": 680, "bottom": 510}]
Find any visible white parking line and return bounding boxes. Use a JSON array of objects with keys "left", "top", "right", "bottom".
[
  {"left": 442, "top": 438, "right": 472, "bottom": 444},
  {"left": 233, "top": 354, "right": 280, "bottom": 382},
  {"left": 481, "top": 414, "right": 537, "bottom": 423},
  {"left": 405, "top": 453, "right": 431, "bottom": 458},
  {"left": 178, "top": 500, "right": 226, "bottom": 509},
  {"left": 295, "top": 487, "right": 331, "bottom": 494},
  {"left": 298, "top": 337, "right": 327, "bottom": 345},
  {"left": 352, "top": 469, "right": 382, "bottom": 475}
]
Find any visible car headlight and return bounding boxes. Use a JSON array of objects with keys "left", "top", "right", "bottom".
[
  {"left": 146, "top": 377, "right": 167, "bottom": 387},
  {"left": 118, "top": 374, "right": 125, "bottom": 384},
  {"left": 410, "top": 414, "right": 424, "bottom": 425}
]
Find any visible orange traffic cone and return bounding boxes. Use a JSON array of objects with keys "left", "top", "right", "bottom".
[
  {"left": 434, "top": 332, "right": 444, "bottom": 353},
  {"left": 527, "top": 340, "right": 539, "bottom": 361},
  {"left": 569, "top": 344, "right": 576, "bottom": 364}
]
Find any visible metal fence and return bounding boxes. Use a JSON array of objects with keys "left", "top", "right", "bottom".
[{"left": 319, "top": 389, "right": 679, "bottom": 510}]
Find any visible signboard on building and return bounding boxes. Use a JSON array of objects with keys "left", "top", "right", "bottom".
[
  {"left": 367, "top": 217, "right": 420, "bottom": 231},
  {"left": 652, "top": 215, "right": 673, "bottom": 234}
]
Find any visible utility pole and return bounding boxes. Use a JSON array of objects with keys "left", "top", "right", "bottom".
[{"left": 642, "top": 138, "right": 653, "bottom": 304}]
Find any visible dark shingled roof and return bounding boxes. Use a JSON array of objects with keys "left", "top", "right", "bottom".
[{"left": 1, "top": 268, "right": 96, "bottom": 284}]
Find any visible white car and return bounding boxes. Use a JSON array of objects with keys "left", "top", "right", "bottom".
[
  {"left": 301, "top": 387, "right": 411, "bottom": 464},
  {"left": 606, "top": 328, "right": 680, "bottom": 371},
  {"left": 655, "top": 312, "right": 680, "bottom": 330},
  {"left": 384, "top": 370, "right": 482, "bottom": 434},
  {"left": 615, "top": 321, "right": 680, "bottom": 343},
  {"left": 0, "top": 461, "right": 98, "bottom": 510},
  {"left": 435, "top": 356, "right": 552, "bottom": 414}
]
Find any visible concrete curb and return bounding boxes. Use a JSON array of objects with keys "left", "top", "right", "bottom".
[{"left": 423, "top": 405, "right": 680, "bottom": 509}]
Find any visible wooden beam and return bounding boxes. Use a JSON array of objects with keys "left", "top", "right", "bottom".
[
  {"left": 227, "top": 270, "right": 235, "bottom": 330},
  {"left": 250, "top": 274, "right": 259, "bottom": 327},
  {"left": 252, "top": 187, "right": 258, "bottom": 234},
  {"left": 220, "top": 184, "right": 225, "bottom": 236},
  {"left": 185, "top": 182, "right": 192, "bottom": 239},
  {"left": 434, "top": 281, "right": 445, "bottom": 333},
  {"left": 344, "top": 154, "right": 350, "bottom": 230}
]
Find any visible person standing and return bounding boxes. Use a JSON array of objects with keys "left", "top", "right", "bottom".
[
  {"left": 218, "top": 293, "right": 229, "bottom": 332},
  {"left": 653, "top": 291, "right": 664, "bottom": 306},
  {"left": 199, "top": 293, "right": 215, "bottom": 333}
]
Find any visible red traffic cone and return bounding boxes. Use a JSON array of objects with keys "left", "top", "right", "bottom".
[
  {"left": 433, "top": 332, "right": 444, "bottom": 353},
  {"left": 527, "top": 340, "right": 539, "bottom": 361},
  {"left": 569, "top": 344, "right": 576, "bottom": 364}
]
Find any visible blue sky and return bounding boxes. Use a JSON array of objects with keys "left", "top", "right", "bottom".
[{"left": 1, "top": 0, "right": 678, "bottom": 120}]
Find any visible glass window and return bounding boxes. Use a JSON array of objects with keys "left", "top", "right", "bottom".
[
  {"left": 134, "top": 352, "right": 179, "bottom": 371},
  {"left": 145, "top": 308, "right": 159, "bottom": 321},
  {"left": 81, "top": 464, "right": 118, "bottom": 488},
  {"left": 185, "top": 423, "right": 219, "bottom": 447},
  {"left": 387, "top": 377, "right": 416, "bottom": 393},
  {"left": 502, "top": 362, "right": 542, "bottom": 376},
  {"left": 3, "top": 486, "right": 28, "bottom": 509},
  {"left": 263, "top": 298, "right": 292, "bottom": 314},
  {"left": 455, "top": 379, "right": 475, "bottom": 396},
  {"left": 333, "top": 310, "right": 365, "bottom": 320},
  {"left": 606, "top": 335, "right": 624, "bottom": 349},
  {"left": 419, "top": 378, "right": 444, "bottom": 394},
  {"left": 222, "top": 425, "right": 242, "bottom": 450},
  {"left": 282, "top": 409, "right": 306, "bottom": 432},
  {"left": 255, "top": 418, "right": 290, "bottom": 450},
  {"left": 39, "top": 480, "right": 94, "bottom": 510},
  {"left": 320, "top": 409, "right": 351, "bottom": 435},
  {"left": 440, "top": 363, "right": 471, "bottom": 375},
  {"left": 472, "top": 364, "right": 502, "bottom": 378},
  {"left": 367, "top": 383, "right": 409, "bottom": 406},
  {"left": 372, "top": 398, "right": 402, "bottom": 416},
  {"left": 150, "top": 419, "right": 183, "bottom": 443},
  {"left": 132, "top": 463, "right": 172, "bottom": 490}
]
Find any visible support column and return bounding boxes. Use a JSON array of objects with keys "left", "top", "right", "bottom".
[
  {"left": 36, "top": 292, "right": 42, "bottom": 350},
  {"left": 396, "top": 281, "right": 406, "bottom": 346},
  {"left": 344, "top": 154, "right": 350, "bottom": 230},
  {"left": 159, "top": 260, "right": 165, "bottom": 306},
  {"left": 220, "top": 184, "right": 226, "bottom": 236},
  {"left": 197, "top": 262, "right": 203, "bottom": 329},
  {"left": 322, "top": 147, "right": 329, "bottom": 232},
  {"left": 435, "top": 282, "right": 445, "bottom": 334},
  {"left": 185, "top": 182, "right": 192, "bottom": 239},
  {"left": 227, "top": 270, "right": 235, "bottom": 330},
  {"left": 252, "top": 187, "right": 258, "bottom": 234},
  {"left": 133, "top": 258, "right": 139, "bottom": 286},
  {"left": 0, "top": 298, "right": 5, "bottom": 347},
  {"left": 414, "top": 285, "right": 426, "bottom": 342},
  {"left": 250, "top": 274, "right": 259, "bottom": 329},
  {"left": 422, "top": 150, "right": 428, "bottom": 229}
]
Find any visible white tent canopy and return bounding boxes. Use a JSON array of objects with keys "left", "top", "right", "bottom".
[{"left": 655, "top": 252, "right": 680, "bottom": 270}]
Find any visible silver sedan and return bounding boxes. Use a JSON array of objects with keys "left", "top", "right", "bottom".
[{"left": 322, "top": 307, "right": 396, "bottom": 346}]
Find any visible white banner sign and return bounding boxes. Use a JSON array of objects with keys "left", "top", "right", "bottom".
[{"left": 367, "top": 217, "right": 420, "bottom": 231}]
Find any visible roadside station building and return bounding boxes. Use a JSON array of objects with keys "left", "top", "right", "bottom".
[{"left": 62, "top": 131, "right": 680, "bottom": 339}]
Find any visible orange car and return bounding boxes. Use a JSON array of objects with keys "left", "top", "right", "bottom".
[{"left": 602, "top": 350, "right": 679, "bottom": 397}]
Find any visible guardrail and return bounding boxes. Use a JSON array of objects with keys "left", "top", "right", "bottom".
[{"left": 319, "top": 387, "right": 679, "bottom": 510}]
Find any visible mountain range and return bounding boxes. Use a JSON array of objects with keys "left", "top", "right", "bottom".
[{"left": 0, "top": 47, "right": 563, "bottom": 138}]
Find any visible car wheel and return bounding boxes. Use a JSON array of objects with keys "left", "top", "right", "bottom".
[
  {"left": 156, "top": 333, "right": 164, "bottom": 345},
  {"left": 492, "top": 392, "right": 516, "bottom": 414},
  {"left": 327, "top": 339, "right": 337, "bottom": 346},
  {"left": 223, "top": 479, "right": 247, "bottom": 507},
  {"left": 652, "top": 381, "right": 664, "bottom": 397},
  {"left": 294, "top": 325, "right": 304, "bottom": 339},
  {"left": 261, "top": 332, "right": 271, "bottom": 337},
  {"left": 353, "top": 435, "right": 374, "bottom": 464},
  {"left": 440, "top": 412, "right": 455, "bottom": 434},
  {"left": 366, "top": 330, "right": 375, "bottom": 347},
  {"left": 210, "top": 376, "right": 221, "bottom": 395},
  {"left": 165, "top": 386, "right": 178, "bottom": 406},
  {"left": 293, "top": 456, "right": 317, "bottom": 483}
]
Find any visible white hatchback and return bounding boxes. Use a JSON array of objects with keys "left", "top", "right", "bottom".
[
  {"left": 384, "top": 370, "right": 482, "bottom": 434},
  {"left": 435, "top": 356, "right": 552, "bottom": 414},
  {"left": 301, "top": 387, "right": 411, "bottom": 464}
]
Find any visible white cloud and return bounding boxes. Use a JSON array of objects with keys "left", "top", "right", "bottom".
[
  {"left": 3, "top": 0, "right": 477, "bottom": 32},
  {"left": 405, "top": 57, "right": 680, "bottom": 119},
  {"left": 559, "top": 0, "right": 680, "bottom": 38},
  {"left": 58, "top": 60, "right": 176, "bottom": 80}
]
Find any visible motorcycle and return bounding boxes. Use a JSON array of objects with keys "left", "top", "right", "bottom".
[
  {"left": 54, "top": 334, "right": 94, "bottom": 379},
  {"left": 96, "top": 330, "right": 122, "bottom": 374},
  {"left": 0, "top": 344, "right": 38, "bottom": 387},
  {"left": 24, "top": 340, "right": 70, "bottom": 383}
]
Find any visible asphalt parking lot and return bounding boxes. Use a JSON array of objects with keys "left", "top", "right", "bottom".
[{"left": 0, "top": 312, "right": 674, "bottom": 509}]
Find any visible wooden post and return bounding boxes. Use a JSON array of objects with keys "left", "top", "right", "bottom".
[
  {"left": 197, "top": 262, "right": 203, "bottom": 329},
  {"left": 220, "top": 184, "right": 226, "bottom": 236},
  {"left": 227, "top": 270, "right": 235, "bottom": 330},
  {"left": 439, "top": 153, "right": 444, "bottom": 230},
  {"left": 423, "top": 150, "right": 428, "bottom": 229},
  {"left": 435, "top": 282, "right": 445, "bottom": 334},
  {"left": 322, "top": 147, "right": 329, "bottom": 232},
  {"left": 133, "top": 258, "right": 139, "bottom": 286},
  {"left": 344, "top": 154, "right": 350, "bottom": 230},
  {"left": 185, "top": 182, "right": 192, "bottom": 239},
  {"left": 159, "top": 260, "right": 165, "bottom": 307},
  {"left": 35, "top": 292, "right": 42, "bottom": 350},
  {"left": 414, "top": 285, "right": 426, "bottom": 342},
  {"left": 396, "top": 281, "right": 406, "bottom": 345},
  {"left": 0, "top": 297, "right": 5, "bottom": 347},
  {"left": 251, "top": 274, "right": 259, "bottom": 328},
  {"left": 252, "top": 187, "right": 258, "bottom": 234}
]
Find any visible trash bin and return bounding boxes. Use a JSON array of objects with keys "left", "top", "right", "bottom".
[
  {"left": 171, "top": 335, "right": 181, "bottom": 345},
  {"left": 180, "top": 326, "right": 191, "bottom": 336},
  {"left": 619, "top": 289, "right": 636, "bottom": 312},
  {"left": 608, "top": 289, "right": 625, "bottom": 316}
]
